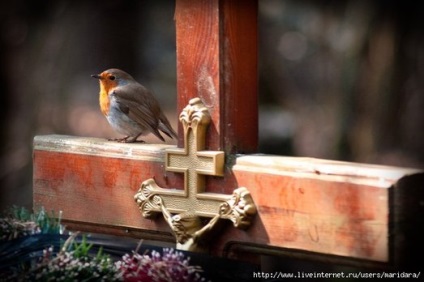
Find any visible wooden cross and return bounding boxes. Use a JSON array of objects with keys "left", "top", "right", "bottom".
[{"left": 33, "top": 0, "right": 424, "bottom": 270}]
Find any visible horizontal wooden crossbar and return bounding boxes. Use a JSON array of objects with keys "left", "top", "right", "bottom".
[{"left": 33, "top": 135, "right": 424, "bottom": 266}]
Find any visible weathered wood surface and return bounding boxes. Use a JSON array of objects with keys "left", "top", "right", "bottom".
[
  {"left": 174, "top": 0, "right": 258, "bottom": 196},
  {"left": 175, "top": 0, "right": 258, "bottom": 154},
  {"left": 33, "top": 135, "right": 423, "bottom": 264}
]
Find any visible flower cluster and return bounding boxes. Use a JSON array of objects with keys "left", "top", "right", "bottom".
[
  {"left": 0, "top": 206, "right": 61, "bottom": 242},
  {"left": 3, "top": 235, "right": 206, "bottom": 281},
  {"left": 26, "top": 245, "right": 119, "bottom": 281},
  {"left": 116, "top": 248, "right": 205, "bottom": 282},
  {"left": 0, "top": 216, "right": 39, "bottom": 241},
  {"left": 1, "top": 207, "right": 207, "bottom": 281}
]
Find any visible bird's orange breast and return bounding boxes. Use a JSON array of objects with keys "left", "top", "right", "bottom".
[
  {"left": 98, "top": 79, "right": 117, "bottom": 116},
  {"left": 99, "top": 90, "right": 110, "bottom": 116}
]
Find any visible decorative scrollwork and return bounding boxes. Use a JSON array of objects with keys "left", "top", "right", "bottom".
[
  {"left": 134, "top": 178, "right": 161, "bottom": 219},
  {"left": 219, "top": 187, "right": 257, "bottom": 229}
]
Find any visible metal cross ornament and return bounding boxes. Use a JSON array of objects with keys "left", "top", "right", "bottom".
[{"left": 134, "top": 97, "right": 257, "bottom": 252}]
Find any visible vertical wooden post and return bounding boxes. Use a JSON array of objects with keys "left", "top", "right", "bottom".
[{"left": 175, "top": 0, "right": 258, "bottom": 154}]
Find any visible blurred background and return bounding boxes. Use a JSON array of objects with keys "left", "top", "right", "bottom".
[{"left": 1, "top": 0, "right": 423, "bottom": 210}]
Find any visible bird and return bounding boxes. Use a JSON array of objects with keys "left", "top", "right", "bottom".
[{"left": 91, "top": 68, "right": 177, "bottom": 143}]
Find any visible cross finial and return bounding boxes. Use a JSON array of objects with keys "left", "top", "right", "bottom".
[{"left": 179, "top": 97, "right": 211, "bottom": 152}]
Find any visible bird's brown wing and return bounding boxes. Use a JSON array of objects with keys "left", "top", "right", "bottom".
[{"left": 112, "top": 85, "right": 165, "bottom": 141}]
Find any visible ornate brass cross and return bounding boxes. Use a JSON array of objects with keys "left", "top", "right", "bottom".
[{"left": 134, "top": 98, "right": 256, "bottom": 252}]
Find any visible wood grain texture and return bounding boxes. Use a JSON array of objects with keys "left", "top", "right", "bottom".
[
  {"left": 33, "top": 135, "right": 423, "bottom": 264},
  {"left": 33, "top": 135, "right": 181, "bottom": 233},
  {"left": 175, "top": 0, "right": 258, "bottom": 154},
  {"left": 219, "top": 167, "right": 390, "bottom": 262}
]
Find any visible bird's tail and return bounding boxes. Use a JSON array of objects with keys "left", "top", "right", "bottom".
[{"left": 158, "top": 116, "right": 178, "bottom": 140}]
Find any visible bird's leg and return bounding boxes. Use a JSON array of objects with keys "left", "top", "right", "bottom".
[{"left": 124, "top": 135, "right": 145, "bottom": 143}]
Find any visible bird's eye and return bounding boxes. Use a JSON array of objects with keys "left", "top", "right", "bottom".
[{"left": 109, "top": 75, "right": 116, "bottom": 81}]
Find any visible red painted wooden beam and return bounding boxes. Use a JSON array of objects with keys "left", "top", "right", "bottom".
[
  {"left": 33, "top": 135, "right": 424, "bottom": 265},
  {"left": 175, "top": 0, "right": 258, "bottom": 154}
]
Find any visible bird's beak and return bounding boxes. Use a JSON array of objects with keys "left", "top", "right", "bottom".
[{"left": 91, "top": 74, "right": 101, "bottom": 79}]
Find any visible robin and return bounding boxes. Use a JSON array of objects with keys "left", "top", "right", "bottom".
[{"left": 91, "top": 68, "right": 177, "bottom": 143}]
